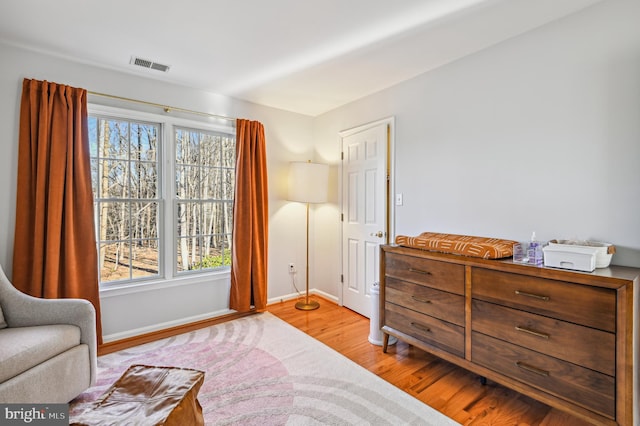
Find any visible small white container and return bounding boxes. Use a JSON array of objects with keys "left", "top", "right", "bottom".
[
  {"left": 548, "top": 240, "right": 615, "bottom": 268},
  {"left": 543, "top": 245, "right": 598, "bottom": 272},
  {"left": 592, "top": 243, "right": 614, "bottom": 268}
]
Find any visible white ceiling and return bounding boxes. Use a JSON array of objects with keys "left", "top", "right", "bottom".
[{"left": 0, "top": 0, "right": 601, "bottom": 116}]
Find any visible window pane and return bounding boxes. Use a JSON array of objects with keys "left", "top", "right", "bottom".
[
  {"left": 202, "top": 202, "right": 222, "bottom": 235},
  {"left": 201, "top": 133, "right": 220, "bottom": 167},
  {"left": 175, "top": 165, "right": 200, "bottom": 199},
  {"left": 222, "top": 169, "right": 235, "bottom": 201},
  {"left": 221, "top": 136, "right": 235, "bottom": 168},
  {"left": 175, "top": 128, "right": 186, "bottom": 163},
  {"left": 130, "top": 123, "right": 158, "bottom": 162},
  {"left": 223, "top": 201, "right": 233, "bottom": 233},
  {"left": 177, "top": 236, "right": 203, "bottom": 272},
  {"left": 88, "top": 116, "right": 98, "bottom": 157},
  {"left": 102, "top": 160, "right": 129, "bottom": 199},
  {"left": 100, "top": 202, "right": 130, "bottom": 241},
  {"left": 176, "top": 202, "right": 199, "bottom": 237},
  {"left": 132, "top": 202, "right": 159, "bottom": 240},
  {"left": 131, "top": 161, "right": 158, "bottom": 199},
  {"left": 201, "top": 235, "right": 230, "bottom": 269},
  {"left": 176, "top": 130, "right": 200, "bottom": 165},
  {"left": 99, "top": 241, "right": 131, "bottom": 282},
  {"left": 176, "top": 237, "right": 188, "bottom": 272},
  {"left": 101, "top": 120, "right": 130, "bottom": 160},
  {"left": 203, "top": 168, "right": 220, "bottom": 200},
  {"left": 214, "top": 235, "right": 231, "bottom": 267},
  {"left": 129, "top": 241, "right": 159, "bottom": 279},
  {"left": 91, "top": 159, "right": 98, "bottom": 197}
]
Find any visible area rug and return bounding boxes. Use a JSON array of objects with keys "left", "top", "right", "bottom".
[{"left": 70, "top": 312, "right": 459, "bottom": 425}]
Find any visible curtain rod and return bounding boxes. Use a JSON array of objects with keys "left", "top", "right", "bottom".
[{"left": 87, "top": 90, "right": 236, "bottom": 122}]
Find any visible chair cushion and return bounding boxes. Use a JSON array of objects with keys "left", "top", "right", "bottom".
[
  {"left": 0, "top": 303, "right": 6, "bottom": 329},
  {"left": 396, "top": 232, "right": 518, "bottom": 259},
  {"left": 0, "top": 324, "right": 81, "bottom": 383}
]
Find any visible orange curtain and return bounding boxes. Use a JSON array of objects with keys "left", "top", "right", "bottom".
[
  {"left": 230, "top": 119, "right": 268, "bottom": 312},
  {"left": 13, "top": 79, "right": 102, "bottom": 343}
]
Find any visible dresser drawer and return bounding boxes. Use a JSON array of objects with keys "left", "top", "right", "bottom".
[
  {"left": 387, "top": 277, "right": 465, "bottom": 326},
  {"left": 385, "top": 252, "right": 464, "bottom": 295},
  {"left": 471, "top": 300, "right": 615, "bottom": 376},
  {"left": 471, "top": 268, "right": 615, "bottom": 332},
  {"left": 472, "top": 332, "right": 615, "bottom": 419},
  {"left": 385, "top": 302, "right": 464, "bottom": 357}
]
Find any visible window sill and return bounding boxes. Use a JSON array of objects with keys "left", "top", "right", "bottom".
[{"left": 99, "top": 268, "right": 231, "bottom": 298}]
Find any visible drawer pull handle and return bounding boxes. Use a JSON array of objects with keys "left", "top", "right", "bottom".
[
  {"left": 516, "top": 361, "right": 549, "bottom": 377},
  {"left": 411, "top": 296, "right": 432, "bottom": 304},
  {"left": 409, "top": 268, "right": 432, "bottom": 276},
  {"left": 515, "top": 326, "right": 549, "bottom": 340},
  {"left": 410, "top": 322, "right": 431, "bottom": 333},
  {"left": 514, "top": 290, "right": 550, "bottom": 301}
]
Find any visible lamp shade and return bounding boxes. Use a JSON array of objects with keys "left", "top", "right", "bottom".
[{"left": 288, "top": 161, "right": 329, "bottom": 203}]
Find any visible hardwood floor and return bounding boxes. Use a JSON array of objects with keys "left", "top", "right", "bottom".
[{"left": 268, "top": 296, "right": 590, "bottom": 426}]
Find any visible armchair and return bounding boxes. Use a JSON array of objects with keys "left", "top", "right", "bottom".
[{"left": 0, "top": 264, "right": 97, "bottom": 403}]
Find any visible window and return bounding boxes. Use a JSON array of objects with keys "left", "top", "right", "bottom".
[
  {"left": 175, "top": 127, "right": 235, "bottom": 273},
  {"left": 89, "top": 108, "right": 235, "bottom": 286},
  {"left": 89, "top": 116, "right": 161, "bottom": 283}
]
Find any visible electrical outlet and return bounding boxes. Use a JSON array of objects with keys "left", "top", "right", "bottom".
[{"left": 288, "top": 263, "right": 295, "bottom": 273}]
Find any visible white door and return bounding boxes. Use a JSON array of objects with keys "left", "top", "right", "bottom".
[{"left": 341, "top": 120, "right": 391, "bottom": 318}]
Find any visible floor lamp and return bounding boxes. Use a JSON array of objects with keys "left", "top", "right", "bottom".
[{"left": 288, "top": 161, "right": 329, "bottom": 310}]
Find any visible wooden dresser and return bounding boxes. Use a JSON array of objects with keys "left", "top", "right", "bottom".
[{"left": 380, "top": 244, "right": 639, "bottom": 426}]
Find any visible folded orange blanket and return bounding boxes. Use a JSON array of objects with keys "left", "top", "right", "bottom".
[{"left": 395, "top": 232, "right": 517, "bottom": 259}]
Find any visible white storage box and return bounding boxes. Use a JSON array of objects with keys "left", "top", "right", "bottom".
[
  {"left": 548, "top": 240, "right": 615, "bottom": 268},
  {"left": 543, "top": 245, "right": 598, "bottom": 272}
]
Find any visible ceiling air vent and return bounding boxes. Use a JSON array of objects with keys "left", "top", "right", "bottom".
[{"left": 130, "top": 56, "right": 170, "bottom": 73}]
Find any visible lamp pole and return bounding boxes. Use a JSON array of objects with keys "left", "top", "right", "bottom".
[{"left": 296, "top": 201, "right": 319, "bottom": 310}]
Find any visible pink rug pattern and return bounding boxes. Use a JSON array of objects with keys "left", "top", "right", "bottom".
[{"left": 70, "top": 312, "right": 459, "bottom": 425}]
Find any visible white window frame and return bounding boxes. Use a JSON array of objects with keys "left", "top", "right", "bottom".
[{"left": 89, "top": 104, "right": 236, "bottom": 294}]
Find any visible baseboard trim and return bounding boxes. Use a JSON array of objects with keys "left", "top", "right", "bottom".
[
  {"left": 98, "top": 310, "right": 256, "bottom": 356},
  {"left": 102, "top": 308, "right": 234, "bottom": 343},
  {"left": 267, "top": 289, "right": 339, "bottom": 306}
]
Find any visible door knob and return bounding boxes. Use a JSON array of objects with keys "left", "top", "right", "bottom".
[{"left": 370, "top": 231, "right": 384, "bottom": 238}]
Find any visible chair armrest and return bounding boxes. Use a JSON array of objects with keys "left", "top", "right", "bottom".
[{"left": 0, "top": 265, "right": 98, "bottom": 386}]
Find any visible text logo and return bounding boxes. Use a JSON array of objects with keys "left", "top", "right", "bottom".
[{"left": 1, "top": 404, "right": 67, "bottom": 425}]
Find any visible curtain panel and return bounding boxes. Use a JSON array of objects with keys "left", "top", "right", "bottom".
[
  {"left": 13, "top": 78, "right": 102, "bottom": 343},
  {"left": 230, "top": 119, "right": 268, "bottom": 312}
]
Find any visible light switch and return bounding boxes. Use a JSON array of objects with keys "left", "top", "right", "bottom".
[{"left": 395, "top": 193, "right": 403, "bottom": 206}]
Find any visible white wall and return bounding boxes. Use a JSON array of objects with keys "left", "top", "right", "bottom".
[
  {"left": 0, "top": 42, "right": 315, "bottom": 340},
  {"left": 313, "top": 0, "right": 640, "bottom": 299}
]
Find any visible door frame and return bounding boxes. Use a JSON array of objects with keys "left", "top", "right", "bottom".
[{"left": 338, "top": 116, "right": 395, "bottom": 307}]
